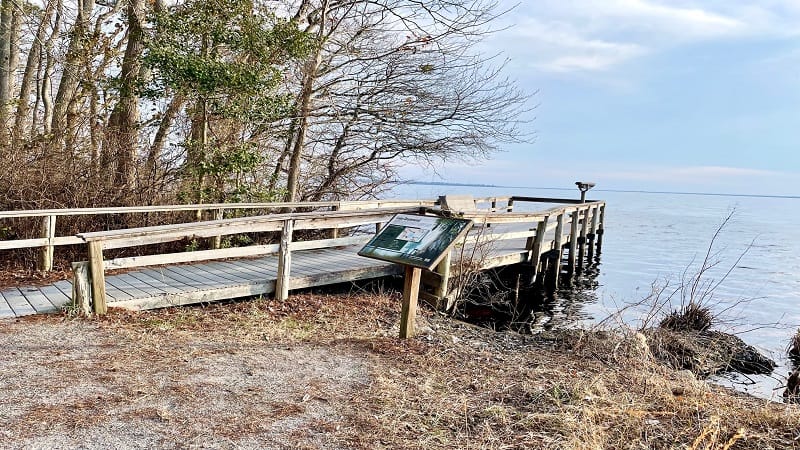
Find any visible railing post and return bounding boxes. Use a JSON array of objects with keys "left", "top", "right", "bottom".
[
  {"left": 399, "top": 265, "right": 422, "bottom": 339},
  {"left": 550, "top": 213, "right": 565, "bottom": 287},
  {"left": 528, "top": 216, "right": 548, "bottom": 285},
  {"left": 87, "top": 241, "right": 107, "bottom": 315},
  {"left": 434, "top": 250, "right": 453, "bottom": 311},
  {"left": 596, "top": 204, "right": 606, "bottom": 254},
  {"left": 506, "top": 198, "right": 515, "bottom": 213},
  {"left": 330, "top": 205, "right": 340, "bottom": 239},
  {"left": 588, "top": 205, "right": 599, "bottom": 260},
  {"left": 37, "top": 215, "right": 56, "bottom": 271},
  {"left": 71, "top": 261, "right": 92, "bottom": 316},
  {"left": 275, "top": 219, "right": 294, "bottom": 301},
  {"left": 578, "top": 207, "right": 589, "bottom": 270},
  {"left": 211, "top": 208, "right": 224, "bottom": 249},
  {"left": 567, "top": 209, "right": 579, "bottom": 277}
]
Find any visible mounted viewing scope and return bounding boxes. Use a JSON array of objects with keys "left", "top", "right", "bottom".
[{"left": 575, "top": 181, "right": 596, "bottom": 203}]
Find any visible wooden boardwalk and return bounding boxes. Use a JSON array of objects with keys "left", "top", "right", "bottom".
[
  {"left": 0, "top": 225, "right": 561, "bottom": 319},
  {"left": 0, "top": 245, "right": 404, "bottom": 319},
  {"left": 0, "top": 195, "right": 606, "bottom": 320}
]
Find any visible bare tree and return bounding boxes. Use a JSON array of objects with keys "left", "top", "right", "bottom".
[{"left": 277, "top": 0, "right": 528, "bottom": 201}]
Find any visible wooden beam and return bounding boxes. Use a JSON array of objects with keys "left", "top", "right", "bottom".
[
  {"left": 275, "top": 219, "right": 294, "bottom": 301},
  {"left": 105, "top": 244, "right": 281, "bottom": 270},
  {"left": 529, "top": 216, "right": 549, "bottom": 283},
  {"left": 71, "top": 261, "right": 92, "bottom": 316},
  {"left": 288, "top": 235, "right": 371, "bottom": 252},
  {"left": 434, "top": 251, "right": 453, "bottom": 311},
  {"left": 597, "top": 204, "right": 606, "bottom": 253},
  {"left": 37, "top": 215, "right": 56, "bottom": 271},
  {"left": 578, "top": 207, "right": 589, "bottom": 269},
  {"left": 399, "top": 265, "right": 422, "bottom": 339},
  {"left": 588, "top": 205, "right": 599, "bottom": 260},
  {"left": 567, "top": 210, "right": 579, "bottom": 277},
  {"left": 551, "top": 213, "right": 565, "bottom": 286},
  {"left": 329, "top": 205, "right": 340, "bottom": 238},
  {"left": 211, "top": 208, "right": 224, "bottom": 249},
  {"left": 88, "top": 241, "right": 107, "bottom": 315}
]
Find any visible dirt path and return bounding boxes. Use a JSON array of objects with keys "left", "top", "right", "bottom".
[
  {"left": 0, "top": 314, "right": 368, "bottom": 449},
  {"left": 2, "top": 292, "right": 799, "bottom": 449}
]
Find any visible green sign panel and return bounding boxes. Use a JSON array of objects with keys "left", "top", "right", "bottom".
[{"left": 358, "top": 214, "right": 473, "bottom": 270}]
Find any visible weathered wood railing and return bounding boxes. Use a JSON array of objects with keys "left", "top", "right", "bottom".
[
  {"left": 420, "top": 199, "right": 606, "bottom": 310},
  {"left": 72, "top": 206, "right": 427, "bottom": 314},
  {"left": 0, "top": 194, "right": 605, "bottom": 317},
  {"left": 0, "top": 199, "right": 439, "bottom": 271}
]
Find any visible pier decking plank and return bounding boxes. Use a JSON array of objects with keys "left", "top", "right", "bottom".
[
  {"left": 2, "top": 288, "right": 37, "bottom": 316},
  {"left": 18, "top": 287, "right": 59, "bottom": 313},
  {"left": 39, "top": 284, "right": 71, "bottom": 308},
  {"left": 0, "top": 292, "right": 15, "bottom": 318}
]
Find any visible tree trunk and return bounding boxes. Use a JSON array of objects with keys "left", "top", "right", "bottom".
[
  {"left": 0, "top": 0, "right": 14, "bottom": 135},
  {"left": 40, "top": 0, "right": 62, "bottom": 136},
  {"left": 285, "top": 0, "right": 328, "bottom": 202},
  {"left": 13, "top": 0, "right": 55, "bottom": 143},
  {"left": 106, "top": 0, "right": 146, "bottom": 194},
  {"left": 50, "top": 0, "right": 92, "bottom": 134},
  {"left": 147, "top": 93, "right": 185, "bottom": 175}
]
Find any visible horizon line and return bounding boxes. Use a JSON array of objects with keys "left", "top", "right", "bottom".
[{"left": 402, "top": 180, "right": 800, "bottom": 200}]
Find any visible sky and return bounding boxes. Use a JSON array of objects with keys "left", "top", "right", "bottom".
[{"left": 411, "top": 0, "right": 800, "bottom": 196}]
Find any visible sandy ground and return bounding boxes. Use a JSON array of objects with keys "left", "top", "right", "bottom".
[
  {"left": 0, "top": 311, "right": 368, "bottom": 449},
  {"left": 2, "top": 292, "right": 799, "bottom": 449}
]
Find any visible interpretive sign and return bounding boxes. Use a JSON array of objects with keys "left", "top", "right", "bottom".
[{"left": 358, "top": 214, "right": 473, "bottom": 270}]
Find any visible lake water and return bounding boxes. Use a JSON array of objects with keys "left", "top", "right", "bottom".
[{"left": 393, "top": 184, "right": 800, "bottom": 400}]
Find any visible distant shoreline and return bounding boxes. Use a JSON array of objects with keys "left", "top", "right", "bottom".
[{"left": 404, "top": 181, "right": 800, "bottom": 200}]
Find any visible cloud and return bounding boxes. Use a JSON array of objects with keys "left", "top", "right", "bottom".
[
  {"left": 599, "top": 165, "right": 781, "bottom": 183},
  {"left": 494, "top": 0, "right": 797, "bottom": 74},
  {"left": 511, "top": 19, "right": 647, "bottom": 72}
]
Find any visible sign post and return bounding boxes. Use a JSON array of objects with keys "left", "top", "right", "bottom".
[
  {"left": 399, "top": 266, "right": 422, "bottom": 339},
  {"left": 359, "top": 213, "right": 473, "bottom": 338}
]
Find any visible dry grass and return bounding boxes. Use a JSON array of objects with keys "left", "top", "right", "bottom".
[{"left": 1, "top": 292, "right": 799, "bottom": 449}]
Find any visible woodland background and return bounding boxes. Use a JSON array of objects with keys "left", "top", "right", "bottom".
[{"left": 0, "top": 0, "right": 526, "bottom": 210}]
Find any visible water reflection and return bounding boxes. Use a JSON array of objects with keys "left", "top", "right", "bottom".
[{"left": 458, "top": 261, "right": 603, "bottom": 334}]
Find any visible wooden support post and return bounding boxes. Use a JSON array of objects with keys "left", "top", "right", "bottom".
[
  {"left": 71, "top": 262, "right": 92, "bottom": 316},
  {"left": 551, "top": 213, "right": 565, "bottom": 286},
  {"left": 506, "top": 199, "right": 515, "bottom": 213},
  {"left": 567, "top": 210, "right": 579, "bottom": 277},
  {"left": 578, "top": 208, "right": 589, "bottom": 270},
  {"left": 37, "top": 215, "right": 56, "bottom": 272},
  {"left": 588, "top": 206, "right": 599, "bottom": 261},
  {"left": 528, "top": 217, "right": 549, "bottom": 285},
  {"left": 211, "top": 208, "right": 224, "bottom": 249},
  {"left": 490, "top": 199, "right": 497, "bottom": 212},
  {"left": 434, "top": 251, "right": 452, "bottom": 311},
  {"left": 399, "top": 265, "right": 422, "bottom": 339},
  {"left": 275, "top": 219, "right": 294, "bottom": 301},
  {"left": 329, "top": 205, "right": 340, "bottom": 239},
  {"left": 596, "top": 204, "right": 605, "bottom": 254},
  {"left": 87, "top": 241, "right": 107, "bottom": 315}
]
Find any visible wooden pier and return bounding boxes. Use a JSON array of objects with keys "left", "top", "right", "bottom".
[{"left": 0, "top": 196, "right": 605, "bottom": 319}]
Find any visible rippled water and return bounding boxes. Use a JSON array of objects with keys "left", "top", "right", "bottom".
[{"left": 394, "top": 184, "right": 800, "bottom": 399}]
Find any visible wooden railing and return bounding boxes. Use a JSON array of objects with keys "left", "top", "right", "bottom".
[
  {"left": 420, "top": 199, "right": 606, "bottom": 310},
  {"left": 0, "top": 199, "right": 438, "bottom": 271},
  {"left": 71, "top": 206, "right": 428, "bottom": 314},
  {"left": 0, "top": 195, "right": 606, "bottom": 316}
]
